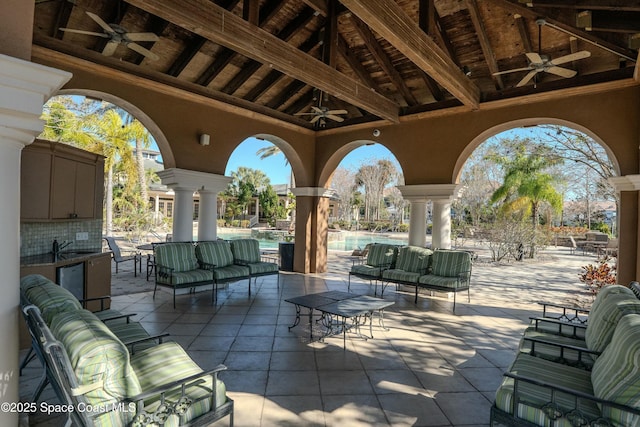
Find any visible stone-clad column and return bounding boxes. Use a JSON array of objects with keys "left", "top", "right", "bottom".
[{"left": 0, "top": 53, "right": 70, "bottom": 425}]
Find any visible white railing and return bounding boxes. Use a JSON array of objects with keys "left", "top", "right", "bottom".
[{"left": 249, "top": 215, "right": 259, "bottom": 228}]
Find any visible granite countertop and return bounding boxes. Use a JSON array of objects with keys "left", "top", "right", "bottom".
[{"left": 20, "top": 250, "right": 111, "bottom": 267}]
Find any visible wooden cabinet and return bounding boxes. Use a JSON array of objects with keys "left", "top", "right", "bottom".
[{"left": 21, "top": 140, "right": 104, "bottom": 221}]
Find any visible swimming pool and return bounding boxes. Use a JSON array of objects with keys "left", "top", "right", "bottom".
[{"left": 216, "top": 229, "right": 408, "bottom": 251}]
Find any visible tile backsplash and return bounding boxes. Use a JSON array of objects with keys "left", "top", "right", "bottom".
[{"left": 20, "top": 220, "right": 103, "bottom": 257}]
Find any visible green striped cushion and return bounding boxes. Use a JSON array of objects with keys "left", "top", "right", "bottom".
[
  {"left": 351, "top": 264, "right": 382, "bottom": 278},
  {"left": 431, "top": 250, "right": 471, "bottom": 277},
  {"left": 247, "top": 261, "right": 279, "bottom": 275},
  {"left": 382, "top": 269, "right": 420, "bottom": 283},
  {"left": 158, "top": 269, "right": 213, "bottom": 285},
  {"left": 230, "top": 239, "right": 261, "bottom": 263},
  {"left": 395, "top": 246, "right": 432, "bottom": 274},
  {"left": 20, "top": 274, "right": 53, "bottom": 292},
  {"left": 50, "top": 310, "right": 141, "bottom": 427},
  {"left": 495, "top": 354, "right": 599, "bottom": 426},
  {"left": 130, "top": 342, "right": 228, "bottom": 425},
  {"left": 589, "top": 284, "right": 635, "bottom": 321},
  {"left": 195, "top": 241, "right": 234, "bottom": 268},
  {"left": 585, "top": 294, "right": 640, "bottom": 353},
  {"left": 591, "top": 314, "right": 640, "bottom": 426},
  {"left": 418, "top": 274, "right": 465, "bottom": 290},
  {"left": 155, "top": 243, "right": 198, "bottom": 273},
  {"left": 214, "top": 265, "right": 250, "bottom": 281},
  {"left": 519, "top": 329, "right": 590, "bottom": 367},
  {"left": 365, "top": 244, "right": 397, "bottom": 268},
  {"left": 106, "top": 322, "right": 156, "bottom": 352},
  {"left": 24, "top": 281, "right": 82, "bottom": 324}
]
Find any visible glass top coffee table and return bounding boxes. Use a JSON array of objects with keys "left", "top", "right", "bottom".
[{"left": 285, "top": 291, "right": 394, "bottom": 348}]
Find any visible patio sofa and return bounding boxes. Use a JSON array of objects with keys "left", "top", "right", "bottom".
[
  {"left": 348, "top": 243, "right": 399, "bottom": 293},
  {"left": 229, "top": 238, "right": 280, "bottom": 289},
  {"left": 490, "top": 284, "right": 640, "bottom": 426},
  {"left": 20, "top": 274, "right": 234, "bottom": 427},
  {"left": 381, "top": 248, "right": 472, "bottom": 312}
]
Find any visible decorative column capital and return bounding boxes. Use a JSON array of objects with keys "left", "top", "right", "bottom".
[
  {"left": 609, "top": 175, "right": 640, "bottom": 192},
  {"left": 157, "top": 168, "right": 231, "bottom": 193},
  {"left": 397, "top": 184, "right": 460, "bottom": 201},
  {"left": 291, "top": 187, "right": 335, "bottom": 198},
  {"left": 0, "top": 54, "right": 71, "bottom": 146}
]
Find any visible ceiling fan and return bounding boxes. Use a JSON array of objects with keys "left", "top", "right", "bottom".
[
  {"left": 295, "top": 106, "right": 348, "bottom": 125},
  {"left": 493, "top": 18, "right": 590, "bottom": 87},
  {"left": 60, "top": 11, "right": 160, "bottom": 61}
]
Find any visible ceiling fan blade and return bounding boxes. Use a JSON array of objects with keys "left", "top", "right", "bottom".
[
  {"left": 309, "top": 115, "right": 321, "bottom": 124},
  {"left": 550, "top": 50, "right": 591, "bottom": 66},
  {"left": 102, "top": 41, "right": 118, "bottom": 56},
  {"left": 325, "top": 109, "right": 347, "bottom": 115},
  {"left": 294, "top": 112, "right": 316, "bottom": 116},
  {"left": 326, "top": 115, "right": 345, "bottom": 122},
  {"left": 125, "top": 32, "right": 159, "bottom": 42},
  {"left": 493, "top": 67, "right": 533, "bottom": 76},
  {"left": 516, "top": 70, "right": 539, "bottom": 87},
  {"left": 126, "top": 42, "right": 159, "bottom": 60},
  {"left": 59, "top": 28, "right": 109, "bottom": 38},
  {"left": 311, "top": 106, "right": 324, "bottom": 114},
  {"left": 546, "top": 66, "right": 577, "bottom": 78},
  {"left": 525, "top": 52, "right": 544, "bottom": 64},
  {"left": 86, "top": 11, "right": 114, "bottom": 34}
]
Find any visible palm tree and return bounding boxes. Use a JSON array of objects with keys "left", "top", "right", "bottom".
[
  {"left": 489, "top": 142, "right": 563, "bottom": 227},
  {"left": 40, "top": 97, "right": 95, "bottom": 146},
  {"left": 256, "top": 144, "right": 294, "bottom": 189}
]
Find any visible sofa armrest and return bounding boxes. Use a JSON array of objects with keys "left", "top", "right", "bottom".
[
  {"left": 101, "top": 313, "right": 137, "bottom": 324},
  {"left": 233, "top": 258, "right": 251, "bottom": 266},
  {"left": 125, "top": 364, "right": 229, "bottom": 420},
  {"left": 198, "top": 261, "right": 217, "bottom": 271},
  {"left": 529, "top": 316, "right": 586, "bottom": 338},
  {"left": 156, "top": 264, "right": 175, "bottom": 280},
  {"left": 79, "top": 296, "right": 110, "bottom": 311},
  {"left": 522, "top": 336, "right": 599, "bottom": 369},
  {"left": 503, "top": 371, "right": 640, "bottom": 419},
  {"left": 536, "top": 302, "right": 589, "bottom": 324},
  {"left": 126, "top": 333, "right": 171, "bottom": 354}
]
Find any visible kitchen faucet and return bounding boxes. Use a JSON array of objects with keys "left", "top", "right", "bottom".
[{"left": 52, "top": 239, "right": 73, "bottom": 256}]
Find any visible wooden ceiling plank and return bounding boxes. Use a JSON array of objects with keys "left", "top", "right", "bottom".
[
  {"left": 466, "top": 0, "right": 504, "bottom": 90},
  {"left": 53, "top": 0, "right": 74, "bottom": 39},
  {"left": 521, "top": 1, "right": 640, "bottom": 12},
  {"left": 243, "top": 0, "right": 260, "bottom": 25},
  {"left": 578, "top": 11, "right": 640, "bottom": 33},
  {"left": 167, "top": 36, "right": 207, "bottom": 77},
  {"left": 283, "top": 89, "right": 315, "bottom": 115},
  {"left": 351, "top": 16, "right": 419, "bottom": 106},
  {"left": 124, "top": 0, "right": 399, "bottom": 122},
  {"left": 301, "top": 0, "right": 328, "bottom": 17},
  {"left": 340, "top": 0, "right": 480, "bottom": 109},
  {"left": 269, "top": 79, "right": 308, "bottom": 110},
  {"left": 132, "top": 16, "right": 169, "bottom": 65},
  {"left": 336, "top": 35, "right": 381, "bottom": 91},
  {"left": 514, "top": 14, "right": 534, "bottom": 53},
  {"left": 196, "top": 49, "right": 236, "bottom": 86}
]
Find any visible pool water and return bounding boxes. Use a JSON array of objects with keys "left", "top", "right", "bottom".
[{"left": 216, "top": 229, "right": 408, "bottom": 251}]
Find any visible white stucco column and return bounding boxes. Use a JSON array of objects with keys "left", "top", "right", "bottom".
[
  {"left": 432, "top": 199, "right": 453, "bottom": 249},
  {"left": 158, "top": 168, "right": 231, "bottom": 242},
  {"left": 398, "top": 184, "right": 460, "bottom": 249},
  {"left": 0, "top": 54, "right": 70, "bottom": 424}
]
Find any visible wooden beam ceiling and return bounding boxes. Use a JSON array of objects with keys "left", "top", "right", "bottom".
[
  {"left": 125, "top": 0, "right": 399, "bottom": 122},
  {"left": 340, "top": 0, "right": 480, "bottom": 109},
  {"left": 466, "top": 0, "right": 504, "bottom": 90},
  {"left": 517, "top": 1, "right": 640, "bottom": 12}
]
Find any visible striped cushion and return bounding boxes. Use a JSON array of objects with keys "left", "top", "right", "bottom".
[
  {"left": 589, "top": 284, "right": 635, "bottom": 321},
  {"left": 24, "top": 280, "right": 82, "bottom": 324},
  {"left": 50, "top": 310, "right": 141, "bottom": 427},
  {"left": 246, "top": 261, "right": 279, "bottom": 275},
  {"left": 20, "top": 274, "right": 53, "bottom": 293},
  {"left": 350, "top": 264, "right": 382, "bottom": 278},
  {"left": 431, "top": 250, "right": 472, "bottom": 277},
  {"left": 395, "top": 246, "right": 432, "bottom": 274},
  {"left": 214, "top": 264, "right": 250, "bottom": 281},
  {"left": 585, "top": 294, "right": 640, "bottom": 353},
  {"left": 418, "top": 274, "right": 465, "bottom": 290},
  {"left": 519, "top": 329, "right": 590, "bottom": 367},
  {"left": 131, "top": 342, "right": 228, "bottom": 425},
  {"left": 155, "top": 243, "right": 198, "bottom": 273},
  {"left": 382, "top": 269, "right": 420, "bottom": 284},
  {"left": 365, "top": 244, "right": 397, "bottom": 268},
  {"left": 196, "top": 241, "right": 234, "bottom": 268},
  {"left": 495, "top": 353, "right": 599, "bottom": 426},
  {"left": 592, "top": 314, "right": 640, "bottom": 426},
  {"left": 158, "top": 269, "right": 213, "bottom": 286},
  {"left": 107, "top": 322, "right": 157, "bottom": 352},
  {"left": 230, "top": 239, "right": 261, "bottom": 263}
]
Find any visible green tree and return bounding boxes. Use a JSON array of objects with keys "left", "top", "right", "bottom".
[
  {"left": 259, "top": 185, "right": 282, "bottom": 226},
  {"left": 488, "top": 141, "right": 563, "bottom": 228}
]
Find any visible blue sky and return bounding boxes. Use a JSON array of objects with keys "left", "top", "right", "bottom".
[{"left": 225, "top": 137, "right": 398, "bottom": 185}]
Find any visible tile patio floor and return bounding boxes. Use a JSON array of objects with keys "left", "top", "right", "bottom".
[{"left": 20, "top": 245, "right": 594, "bottom": 426}]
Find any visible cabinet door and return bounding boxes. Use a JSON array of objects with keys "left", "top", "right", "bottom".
[
  {"left": 85, "top": 254, "right": 112, "bottom": 311},
  {"left": 21, "top": 150, "right": 52, "bottom": 220},
  {"left": 51, "top": 157, "right": 77, "bottom": 219},
  {"left": 74, "top": 162, "right": 97, "bottom": 219}
]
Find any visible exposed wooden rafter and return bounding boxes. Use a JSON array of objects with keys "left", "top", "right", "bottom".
[
  {"left": 514, "top": 14, "right": 534, "bottom": 53},
  {"left": 466, "top": 0, "right": 504, "bottom": 90},
  {"left": 124, "top": 0, "right": 400, "bottom": 122},
  {"left": 517, "top": 1, "right": 640, "bottom": 12},
  {"left": 340, "top": 0, "right": 480, "bottom": 109}
]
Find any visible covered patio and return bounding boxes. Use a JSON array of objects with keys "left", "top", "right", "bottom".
[
  {"left": 21, "top": 246, "right": 590, "bottom": 426},
  {"left": 3, "top": 1, "right": 640, "bottom": 425}
]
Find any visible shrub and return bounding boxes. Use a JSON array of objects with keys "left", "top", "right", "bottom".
[{"left": 579, "top": 256, "right": 617, "bottom": 295}]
